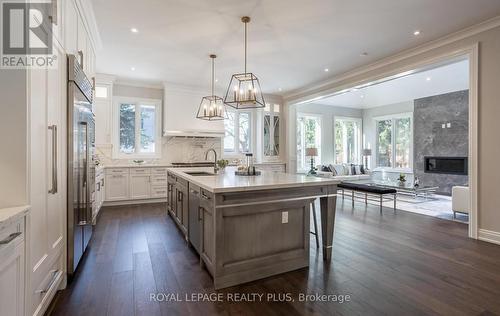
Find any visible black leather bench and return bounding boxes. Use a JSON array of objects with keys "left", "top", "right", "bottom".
[{"left": 338, "top": 182, "right": 397, "bottom": 213}]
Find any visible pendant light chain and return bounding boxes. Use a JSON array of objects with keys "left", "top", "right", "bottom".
[
  {"left": 244, "top": 20, "right": 247, "bottom": 74},
  {"left": 211, "top": 56, "right": 215, "bottom": 97}
]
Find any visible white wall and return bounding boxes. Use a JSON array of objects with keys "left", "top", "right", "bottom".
[
  {"left": 362, "top": 101, "right": 414, "bottom": 168},
  {"left": 294, "top": 103, "right": 363, "bottom": 166}
]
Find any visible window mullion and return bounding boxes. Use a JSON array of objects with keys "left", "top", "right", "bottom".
[{"left": 135, "top": 104, "right": 141, "bottom": 154}]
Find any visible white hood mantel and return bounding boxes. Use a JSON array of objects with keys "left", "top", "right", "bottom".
[{"left": 162, "top": 82, "right": 225, "bottom": 137}]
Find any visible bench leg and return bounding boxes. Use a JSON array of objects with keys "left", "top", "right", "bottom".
[
  {"left": 352, "top": 190, "right": 355, "bottom": 208},
  {"left": 365, "top": 193, "right": 367, "bottom": 205},
  {"left": 394, "top": 193, "right": 397, "bottom": 213}
]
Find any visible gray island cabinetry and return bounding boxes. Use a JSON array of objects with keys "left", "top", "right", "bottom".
[{"left": 166, "top": 167, "right": 340, "bottom": 289}]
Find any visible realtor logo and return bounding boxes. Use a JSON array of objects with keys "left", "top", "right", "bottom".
[{"left": 1, "top": 1, "right": 57, "bottom": 68}]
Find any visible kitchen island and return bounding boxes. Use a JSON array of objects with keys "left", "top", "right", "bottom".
[{"left": 166, "top": 167, "right": 340, "bottom": 289}]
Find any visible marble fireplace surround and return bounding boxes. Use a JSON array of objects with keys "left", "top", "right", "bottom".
[{"left": 413, "top": 90, "right": 469, "bottom": 195}]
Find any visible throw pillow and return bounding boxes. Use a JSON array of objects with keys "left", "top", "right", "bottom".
[
  {"left": 328, "top": 164, "right": 337, "bottom": 176},
  {"left": 333, "top": 164, "right": 345, "bottom": 176},
  {"left": 354, "top": 165, "right": 362, "bottom": 175}
]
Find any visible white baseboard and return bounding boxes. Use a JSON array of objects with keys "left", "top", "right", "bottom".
[
  {"left": 478, "top": 229, "right": 500, "bottom": 245},
  {"left": 103, "top": 198, "right": 167, "bottom": 207}
]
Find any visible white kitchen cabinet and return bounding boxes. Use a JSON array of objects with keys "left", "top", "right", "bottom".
[
  {"left": 0, "top": 215, "right": 26, "bottom": 316},
  {"left": 129, "top": 174, "right": 151, "bottom": 199},
  {"left": 105, "top": 172, "right": 130, "bottom": 201},
  {"left": 103, "top": 167, "right": 168, "bottom": 205},
  {"left": 28, "top": 41, "right": 66, "bottom": 316},
  {"left": 64, "top": 0, "right": 78, "bottom": 54},
  {"left": 93, "top": 168, "right": 105, "bottom": 223}
]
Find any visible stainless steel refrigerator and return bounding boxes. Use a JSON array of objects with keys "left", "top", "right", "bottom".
[{"left": 67, "top": 54, "right": 95, "bottom": 276}]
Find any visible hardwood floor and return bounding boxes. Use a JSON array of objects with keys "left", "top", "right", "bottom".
[{"left": 48, "top": 200, "right": 500, "bottom": 316}]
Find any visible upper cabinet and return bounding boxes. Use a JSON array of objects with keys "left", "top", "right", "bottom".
[
  {"left": 163, "top": 84, "right": 224, "bottom": 137},
  {"left": 64, "top": 0, "right": 97, "bottom": 79},
  {"left": 64, "top": 0, "right": 78, "bottom": 54}
]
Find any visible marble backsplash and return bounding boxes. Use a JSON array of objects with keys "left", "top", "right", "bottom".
[{"left": 95, "top": 137, "right": 222, "bottom": 166}]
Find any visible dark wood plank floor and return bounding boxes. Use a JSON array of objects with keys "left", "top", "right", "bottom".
[{"left": 48, "top": 200, "right": 500, "bottom": 316}]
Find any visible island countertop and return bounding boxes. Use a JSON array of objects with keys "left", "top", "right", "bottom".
[{"left": 166, "top": 167, "right": 341, "bottom": 193}]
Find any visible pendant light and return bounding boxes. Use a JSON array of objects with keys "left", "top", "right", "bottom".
[
  {"left": 196, "top": 54, "right": 227, "bottom": 121},
  {"left": 224, "top": 16, "right": 265, "bottom": 109}
]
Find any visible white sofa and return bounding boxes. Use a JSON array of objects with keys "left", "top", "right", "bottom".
[
  {"left": 452, "top": 186, "right": 470, "bottom": 218},
  {"left": 315, "top": 164, "right": 371, "bottom": 181}
]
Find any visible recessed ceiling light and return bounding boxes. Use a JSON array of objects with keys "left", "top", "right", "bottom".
[
  {"left": 324, "top": 68, "right": 329, "bottom": 72},
  {"left": 131, "top": 67, "right": 136, "bottom": 71},
  {"left": 215, "top": 78, "right": 218, "bottom": 82},
  {"left": 426, "top": 77, "right": 431, "bottom": 81},
  {"left": 131, "top": 28, "right": 139, "bottom": 33},
  {"left": 360, "top": 95, "right": 364, "bottom": 98},
  {"left": 278, "top": 88, "right": 282, "bottom": 91},
  {"left": 413, "top": 30, "right": 421, "bottom": 36}
]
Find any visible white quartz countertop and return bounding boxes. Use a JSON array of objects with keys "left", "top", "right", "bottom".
[
  {"left": 0, "top": 205, "right": 30, "bottom": 229},
  {"left": 167, "top": 167, "right": 340, "bottom": 193},
  {"left": 99, "top": 163, "right": 172, "bottom": 168}
]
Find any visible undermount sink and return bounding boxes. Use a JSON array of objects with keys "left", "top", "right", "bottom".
[{"left": 184, "top": 171, "right": 215, "bottom": 176}]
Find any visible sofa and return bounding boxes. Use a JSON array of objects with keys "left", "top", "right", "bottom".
[
  {"left": 315, "top": 164, "right": 371, "bottom": 181},
  {"left": 452, "top": 186, "right": 470, "bottom": 218}
]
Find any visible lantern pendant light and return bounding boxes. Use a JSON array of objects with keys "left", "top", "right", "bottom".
[
  {"left": 224, "top": 16, "right": 265, "bottom": 109},
  {"left": 196, "top": 54, "right": 227, "bottom": 121}
]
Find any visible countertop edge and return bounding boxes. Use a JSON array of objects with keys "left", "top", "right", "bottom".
[
  {"left": 0, "top": 205, "right": 30, "bottom": 229},
  {"left": 167, "top": 168, "right": 341, "bottom": 193}
]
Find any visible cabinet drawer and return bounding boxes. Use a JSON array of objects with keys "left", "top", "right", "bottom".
[
  {"left": 130, "top": 168, "right": 151, "bottom": 175},
  {"left": 151, "top": 186, "right": 168, "bottom": 198},
  {"left": 152, "top": 167, "right": 168, "bottom": 175},
  {"left": 151, "top": 175, "right": 168, "bottom": 185},
  {"left": 30, "top": 253, "right": 63, "bottom": 316},
  {"left": 0, "top": 218, "right": 24, "bottom": 250},
  {"left": 105, "top": 168, "right": 129, "bottom": 175}
]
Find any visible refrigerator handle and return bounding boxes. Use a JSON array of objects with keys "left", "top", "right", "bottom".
[
  {"left": 78, "top": 121, "right": 91, "bottom": 225},
  {"left": 48, "top": 125, "right": 58, "bottom": 194}
]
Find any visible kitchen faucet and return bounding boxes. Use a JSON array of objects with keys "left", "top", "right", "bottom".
[{"left": 205, "top": 148, "right": 219, "bottom": 174}]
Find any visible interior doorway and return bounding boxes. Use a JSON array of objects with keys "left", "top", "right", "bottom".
[{"left": 287, "top": 45, "right": 478, "bottom": 238}]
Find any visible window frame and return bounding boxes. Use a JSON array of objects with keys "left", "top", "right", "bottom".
[
  {"left": 262, "top": 104, "right": 281, "bottom": 161},
  {"left": 333, "top": 116, "right": 362, "bottom": 165},
  {"left": 296, "top": 112, "right": 322, "bottom": 173},
  {"left": 112, "top": 96, "right": 162, "bottom": 159},
  {"left": 223, "top": 108, "right": 253, "bottom": 156},
  {"left": 374, "top": 112, "right": 413, "bottom": 172}
]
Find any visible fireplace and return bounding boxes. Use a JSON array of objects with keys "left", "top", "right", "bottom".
[{"left": 424, "top": 157, "right": 468, "bottom": 175}]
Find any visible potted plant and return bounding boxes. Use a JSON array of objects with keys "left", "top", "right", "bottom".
[
  {"left": 397, "top": 173, "right": 407, "bottom": 186},
  {"left": 217, "top": 159, "right": 229, "bottom": 172}
]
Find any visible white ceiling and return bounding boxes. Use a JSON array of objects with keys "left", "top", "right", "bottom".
[
  {"left": 314, "top": 59, "right": 469, "bottom": 109},
  {"left": 90, "top": 0, "right": 500, "bottom": 94}
]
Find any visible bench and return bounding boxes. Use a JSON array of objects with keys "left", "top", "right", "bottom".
[{"left": 338, "top": 182, "right": 397, "bottom": 214}]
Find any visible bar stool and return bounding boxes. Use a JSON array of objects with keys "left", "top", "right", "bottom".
[{"left": 310, "top": 200, "right": 320, "bottom": 248}]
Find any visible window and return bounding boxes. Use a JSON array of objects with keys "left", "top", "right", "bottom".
[
  {"left": 95, "top": 85, "right": 109, "bottom": 99},
  {"left": 113, "top": 97, "right": 161, "bottom": 158},
  {"left": 263, "top": 104, "right": 280, "bottom": 158},
  {"left": 334, "top": 117, "right": 361, "bottom": 164},
  {"left": 224, "top": 109, "right": 252, "bottom": 154},
  {"left": 375, "top": 114, "right": 412, "bottom": 169},
  {"left": 297, "top": 114, "right": 321, "bottom": 172}
]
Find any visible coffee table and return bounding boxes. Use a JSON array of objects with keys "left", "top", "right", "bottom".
[{"left": 366, "top": 180, "right": 438, "bottom": 200}]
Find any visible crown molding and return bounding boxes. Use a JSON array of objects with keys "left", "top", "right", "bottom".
[
  {"left": 75, "top": 0, "right": 103, "bottom": 51},
  {"left": 284, "top": 15, "right": 500, "bottom": 103},
  {"left": 95, "top": 73, "right": 116, "bottom": 85},
  {"left": 114, "top": 78, "right": 164, "bottom": 90}
]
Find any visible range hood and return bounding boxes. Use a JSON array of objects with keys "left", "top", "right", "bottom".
[{"left": 163, "top": 83, "right": 225, "bottom": 138}]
